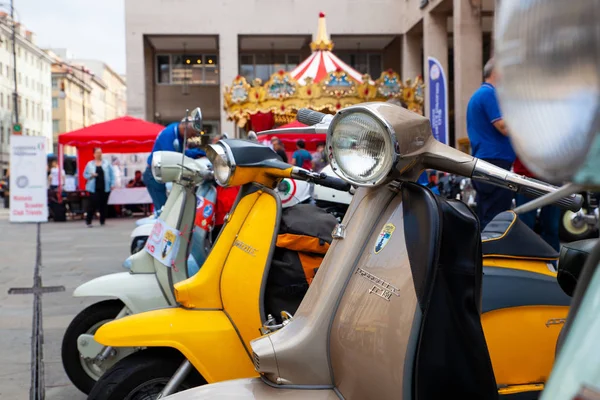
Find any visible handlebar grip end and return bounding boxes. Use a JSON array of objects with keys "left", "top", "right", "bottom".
[{"left": 297, "top": 108, "right": 327, "bottom": 126}]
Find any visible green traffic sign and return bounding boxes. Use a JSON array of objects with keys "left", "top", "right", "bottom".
[{"left": 13, "top": 123, "right": 21, "bottom": 133}]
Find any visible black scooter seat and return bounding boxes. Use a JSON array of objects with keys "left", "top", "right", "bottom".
[{"left": 482, "top": 211, "right": 559, "bottom": 261}]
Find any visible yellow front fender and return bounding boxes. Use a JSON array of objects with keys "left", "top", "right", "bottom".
[{"left": 94, "top": 307, "right": 258, "bottom": 383}]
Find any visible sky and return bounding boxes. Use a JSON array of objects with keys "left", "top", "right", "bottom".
[{"left": 13, "top": 0, "right": 126, "bottom": 74}]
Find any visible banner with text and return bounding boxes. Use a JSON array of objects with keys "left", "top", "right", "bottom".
[
  {"left": 10, "top": 135, "right": 49, "bottom": 222},
  {"left": 427, "top": 57, "right": 449, "bottom": 146}
]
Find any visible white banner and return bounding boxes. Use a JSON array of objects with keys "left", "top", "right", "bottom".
[
  {"left": 9, "top": 135, "right": 48, "bottom": 223},
  {"left": 144, "top": 218, "right": 181, "bottom": 267}
]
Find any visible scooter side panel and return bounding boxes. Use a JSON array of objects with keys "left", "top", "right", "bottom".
[
  {"left": 482, "top": 305, "right": 569, "bottom": 387},
  {"left": 131, "top": 223, "right": 152, "bottom": 239},
  {"left": 220, "top": 191, "right": 278, "bottom": 350},
  {"left": 329, "top": 194, "right": 419, "bottom": 400},
  {"left": 174, "top": 190, "right": 262, "bottom": 309},
  {"left": 73, "top": 272, "right": 169, "bottom": 314},
  {"left": 94, "top": 308, "right": 257, "bottom": 383},
  {"left": 163, "top": 378, "right": 340, "bottom": 400},
  {"left": 253, "top": 186, "right": 396, "bottom": 386}
]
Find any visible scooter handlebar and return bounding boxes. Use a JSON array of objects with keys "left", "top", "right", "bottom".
[
  {"left": 297, "top": 108, "right": 329, "bottom": 126},
  {"left": 312, "top": 174, "right": 352, "bottom": 192},
  {"left": 472, "top": 159, "right": 583, "bottom": 212}
]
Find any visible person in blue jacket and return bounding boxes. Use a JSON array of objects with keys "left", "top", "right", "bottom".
[{"left": 143, "top": 116, "right": 205, "bottom": 214}]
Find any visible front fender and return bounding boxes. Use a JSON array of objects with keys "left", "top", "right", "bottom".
[
  {"left": 95, "top": 308, "right": 257, "bottom": 383},
  {"left": 131, "top": 223, "right": 152, "bottom": 239},
  {"left": 73, "top": 272, "right": 169, "bottom": 314}
]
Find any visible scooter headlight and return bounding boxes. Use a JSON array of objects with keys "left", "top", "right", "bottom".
[
  {"left": 206, "top": 142, "right": 235, "bottom": 186},
  {"left": 327, "top": 106, "right": 396, "bottom": 186},
  {"left": 151, "top": 152, "right": 163, "bottom": 183}
]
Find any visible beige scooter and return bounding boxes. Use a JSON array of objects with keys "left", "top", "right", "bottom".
[{"left": 163, "top": 104, "right": 582, "bottom": 400}]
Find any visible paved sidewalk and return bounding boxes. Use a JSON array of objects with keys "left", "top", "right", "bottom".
[{"left": 0, "top": 209, "right": 133, "bottom": 399}]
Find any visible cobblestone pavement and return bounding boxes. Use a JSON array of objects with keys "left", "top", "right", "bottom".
[{"left": 0, "top": 208, "right": 133, "bottom": 399}]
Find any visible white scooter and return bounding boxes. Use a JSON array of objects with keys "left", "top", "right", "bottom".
[{"left": 61, "top": 148, "right": 215, "bottom": 394}]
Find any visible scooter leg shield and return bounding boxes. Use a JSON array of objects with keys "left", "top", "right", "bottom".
[
  {"left": 94, "top": 307, "right": 257, "bottom": 383},
  {"left": 73, "top": 272, "right": 169, "bottom": 314}
]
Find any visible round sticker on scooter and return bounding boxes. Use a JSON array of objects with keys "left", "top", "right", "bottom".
[
  {"left": 277, "top": 179, "right": 297, "bottom": 205},
  {"left": 374, "top": 223, "right": 396, "bottom": 254}
]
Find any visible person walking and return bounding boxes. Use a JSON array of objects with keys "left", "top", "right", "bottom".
[
  {"left": 84, "top": 148, "right": 115, "bottom": 227},
  {"left": 143, "top": 116, "right": 204, "bottom": 214},
  {"left": 291, "top": 139, "right": 312, "bottom": 169},
  {"left": 467, "top": 58, "right": 516, "bottom": 230}
]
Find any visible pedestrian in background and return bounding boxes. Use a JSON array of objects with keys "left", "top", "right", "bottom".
[
  {"left": 84, "top": 148, "right": 115, "bottom": 227},
  {"left": 467, "top": 58, "right": 516, "bottom": 229},
  {"left": 513, "top": 158, "right": 561, "bottom": 251},
  {"left": 311, "top": 142, "right": 328, "bottom": 172},
  {"left": 48, "top": 160, "right": 65, "bottom": 190},
  {"left": 270, "top": 137, "right": 288, "bottom": 163},
  {"left": 292, "top": 139, "right": 312, "bottom": 169},
  {"left": 143, "top": 116, "right": 204, "bottom": 214}
]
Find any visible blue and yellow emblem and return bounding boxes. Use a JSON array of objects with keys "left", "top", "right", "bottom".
[{"left": 374, "top": 223, "right": 395, "bottom": 254}]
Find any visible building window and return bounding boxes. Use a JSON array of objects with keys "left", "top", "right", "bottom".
[
  {"left": 52, "top": 119, "right": 60, "bottom": 134},
  {"left": 337, "top": 53, "right": 383, "bottom": 79},
  {"left": 52, "top": 77, "right": 58, "bottom": 89},
  {"left": 52, "top": 97, "right": 58, "bottom": 109},
  {"left": 156, "top": 55, "right": 170, "bottom": 84},
  {"left": 239, "top": 53, "right": 300, "bottom": 83},
  {"left": 25, "top": 76, "right": 29, "bottom": 88},
  {"left": 0, "top": 124, "right": 3, "bottom": 144},
  {"left": 0, "top": 93, "right": 3, "bottom": 108},
  {"left": 156, "top": 54, "right": 219, "bottom": 85}
]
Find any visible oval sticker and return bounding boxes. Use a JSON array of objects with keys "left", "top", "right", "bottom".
[{"left": 374, "top": 223, "right": 395, "bottom": 254}]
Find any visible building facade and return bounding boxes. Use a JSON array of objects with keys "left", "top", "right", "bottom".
[
  {"left": 49, "top": 52, "right": 127, "bottom": 155},
  {"left": 125, "top": 0, "right": 495, "bottom": 145},
  {"left": 50, "top": 60, "right": 93, "bottom": 155},
  {"left": 0, "top": 14, "right": 53, "bottom": 176}
]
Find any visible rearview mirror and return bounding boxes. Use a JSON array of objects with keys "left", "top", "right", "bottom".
[{"left": 190, "top": 107, "right": 203, "bottom": 133}]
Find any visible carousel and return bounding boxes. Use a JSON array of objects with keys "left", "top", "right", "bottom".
[{"left": 223, "top": 13, "right": 425, "bottom": 131}]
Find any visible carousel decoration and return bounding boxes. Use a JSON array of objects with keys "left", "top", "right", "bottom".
[{"left": 223, "top": 12, "right": 425, "bottom": 129}]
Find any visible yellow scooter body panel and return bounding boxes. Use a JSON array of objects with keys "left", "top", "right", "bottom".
[
  {"left": 482, "top": 257, "right": 569, "bottom": 389},
  {"left": 94, "top": 307, "right": 257, "bottom": 383},
  {"left": 220, "top": 191, "right": 278, "bottom": 351},
  {"left": 483, "top": 305, "right": 568, "bottom": 387},
  {"left": 174, "top": 190, "right": 263, "bottom": 309}
]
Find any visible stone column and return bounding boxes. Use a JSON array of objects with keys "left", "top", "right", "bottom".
[
  {"left": 219, "top": 33, "right": 238, "bottom": 137},
  {"left": 423, "top": 11, "right": 448, "bottom": 117},
  {"left": 402, "top": 32, "right": 421, "bottom": 82},
  {"left": 453, "top": 0, "right": 483, "bottom": 146},
  {"left": 125, "top": 31, "right": 146, "bottom": 120}
]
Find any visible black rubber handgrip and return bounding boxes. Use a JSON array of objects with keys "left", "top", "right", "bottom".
[
  {"left": 315, "top": 175, "right": 352, "bottom": 192},
  {"left": 297, "top": 108, "right": 327, "bottom": 126}
]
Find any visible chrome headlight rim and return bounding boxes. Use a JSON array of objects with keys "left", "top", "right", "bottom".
[
  {"left": 151, "top": 152, "right": 163, "bottom": 183},
  {"left": 326, "top": 105, "right": 397, "bottom": 187},
  {"left": 207, "top": 141, "right": 236, "bottom": 186}
]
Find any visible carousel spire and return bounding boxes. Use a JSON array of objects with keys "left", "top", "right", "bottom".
[{"left": 310, "top": 12, "right": 334, "bottom": 52}]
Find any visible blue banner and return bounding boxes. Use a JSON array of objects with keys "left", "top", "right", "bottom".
[{"left": 427, "top": 57, "right": 449, "bottom": 146}]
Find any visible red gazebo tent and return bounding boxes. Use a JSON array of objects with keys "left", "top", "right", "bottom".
[{"left": 57, "top": 116, "right": 164, "bottom": 190}]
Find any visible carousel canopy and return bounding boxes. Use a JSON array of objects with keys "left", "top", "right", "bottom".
[{"left": 223, "top": 13, "right": 424, "bottom": 128}]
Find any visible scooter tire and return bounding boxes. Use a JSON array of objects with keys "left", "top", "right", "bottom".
[
  {"left": 61, "top": 299, "right": 124, "bottom": 394},
  {"left": 87, "top": 348, "right": 206, "bottom": 400}
]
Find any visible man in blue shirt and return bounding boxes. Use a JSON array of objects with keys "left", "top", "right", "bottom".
[
  {"left": 467, "top": 59, "right": 516, "bottom": 230},
  {"left": 292, "top": 139, "right": 312, "bottom": 169},
  {"left": 143, "top": 117, "right": 205, "bottom": 213}
]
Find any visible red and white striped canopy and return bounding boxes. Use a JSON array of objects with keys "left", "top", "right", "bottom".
[{"left": 290, "top": 50, "right": 368, "bottom": 85}]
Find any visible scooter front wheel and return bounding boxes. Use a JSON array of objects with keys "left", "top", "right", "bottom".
[
  {"left": 61, "top": 299, "right": 130, "bottom": 394},
  {"left": 87, "top": 348, "right": 206, "bottom": 400}
]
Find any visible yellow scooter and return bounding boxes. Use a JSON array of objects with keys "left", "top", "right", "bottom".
[{"left": 88, "top": 139, "right": 349, "bottom": 399}]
